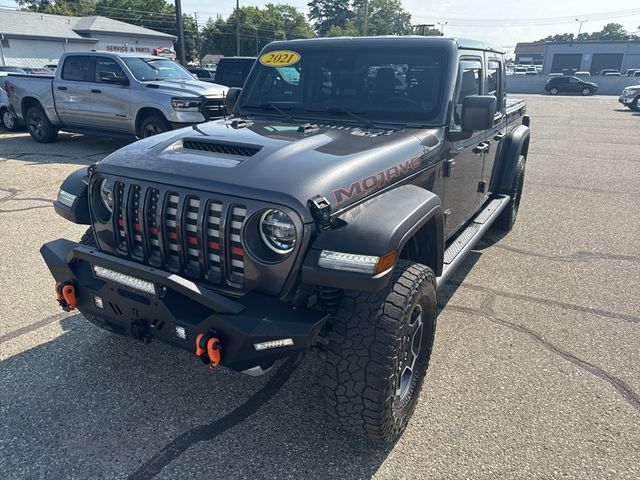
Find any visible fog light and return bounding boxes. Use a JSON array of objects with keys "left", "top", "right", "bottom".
[
  {"left": 175, "top": 326, "right": 187, "bottom": 339},
  {"left": 93, "top": 295, "right": 104, "bottom": 309},
  {"left": 93, "top": 265, "right": 156, "bottom": 295},
  {"left": 253, "top": 338, "right": 294, "bottom": 351}
]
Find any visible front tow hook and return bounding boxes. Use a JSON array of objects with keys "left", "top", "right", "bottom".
[{"left": 195, "top": 332, "right": 222, "bottom": 369}]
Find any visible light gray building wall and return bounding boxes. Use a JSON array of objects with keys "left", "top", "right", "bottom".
[{"left": 541, "top": 40, "right": 640, "bottom": 75}]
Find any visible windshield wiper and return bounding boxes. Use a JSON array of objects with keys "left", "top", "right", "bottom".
[
  {"left": 305, "top": 107, "right": 378, "bottom": 129},
  {"left": 243, "top": 102, "right": 302, "bottom": 125}
]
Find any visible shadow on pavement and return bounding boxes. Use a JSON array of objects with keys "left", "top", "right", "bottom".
[{"left": 1, "top": 315, "right": 391, "bottom": 479}]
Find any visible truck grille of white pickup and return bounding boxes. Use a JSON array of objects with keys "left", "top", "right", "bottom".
[
  {"left": 111, "top": 181, "right": 247, "bottom": 287},
  {"left": 201, "top": 98, "right": 225, "bottom": 120}
]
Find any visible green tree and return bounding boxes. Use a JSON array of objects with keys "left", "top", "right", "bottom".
[
  {"left": 308, "top": 0, "right": 354, "bottom": 36},
  {"left": 538, "top": 23, "right": 637, "bottom": 42},
  {"left": 353, "top": 0, "right": 412, "bottom": 35}
]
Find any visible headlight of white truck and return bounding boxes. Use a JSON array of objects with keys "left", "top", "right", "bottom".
[{"left": 171, "top": 97, "right": 202, "bottom": 111}]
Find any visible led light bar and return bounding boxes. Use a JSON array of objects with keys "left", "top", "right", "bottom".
[
  {"left": 318, "top": 250, "right": 379, "bottom": 274},
  {"left": 57, "top": 189, "right": 77, "bottom": 208},
  {"left": 93, "top": 265, "right": 156, "bottom": 295},
  {"left": 253, "top": 338, "right": 294, "bottom": 351}
]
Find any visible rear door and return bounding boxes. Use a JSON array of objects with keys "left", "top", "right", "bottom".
[
  {"left": 54, "top": 55, "right": 93, "bottom": 125},
  {"left": 482, "top": 54, "right": 507, "bottom": 199},
  {"left": 90, "top": 56, "right": 131, "bottom": 132},
  {"left": 443, "top": 57, "right": 489, "bottom": 238}
]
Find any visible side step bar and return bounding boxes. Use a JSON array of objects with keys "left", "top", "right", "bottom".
[{"left": 436, "top": 195, "right": 511, "bottom": 289}]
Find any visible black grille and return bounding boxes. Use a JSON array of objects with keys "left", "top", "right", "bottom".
[
  {"left": 183, "top": 140, "right": 261, "bottom": 157},
  {"left": 108, "top": 181, "right": 248, "bottom": 288},
  {"left": 201, "top": 98, "right": 224, "bottom": 120}
]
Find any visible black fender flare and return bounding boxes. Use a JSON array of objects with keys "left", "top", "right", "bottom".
[
  {"left": 301, "top": 185, "right": 444, "bottom": 292},
  {"left": 53, "top": 167, "right": 91, "bottom": 224},
  {"left": 496, "top": 124, "right": 530, "bottom": 193}
]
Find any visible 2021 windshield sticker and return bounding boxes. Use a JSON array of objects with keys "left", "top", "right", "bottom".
[{"left": 259, "top": 50, "right": 301, "bottom": 67}]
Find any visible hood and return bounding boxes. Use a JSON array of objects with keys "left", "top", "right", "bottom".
[
  {"left": 143, "top": 79, "right": 227, "bottom": 97},
  {"left": 97, "top": 119, "right": 446, "bottom": 223}
]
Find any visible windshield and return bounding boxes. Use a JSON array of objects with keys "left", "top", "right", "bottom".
[
  {"left": 239, "top": 47, "right": 448, "bottom": 125},
  {"left": 122, "top": 58, "right": 194, "bottom": 82}
]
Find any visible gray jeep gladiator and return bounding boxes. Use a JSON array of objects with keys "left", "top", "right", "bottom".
[
  {"left": 41, "top": 37, "right": 530, "bottom": 442},
  {"left": 4, "top": 52, "right": 227, "bottom": 142}
]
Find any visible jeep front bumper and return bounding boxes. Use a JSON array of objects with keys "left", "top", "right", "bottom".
[{"left": 41, "top": 239, "right": 328, "bottom": 373}]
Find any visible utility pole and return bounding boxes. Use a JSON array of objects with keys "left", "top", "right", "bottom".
[
  {"left": 236, "top": 0, "right": 240, "bottom": 56},
  {"left": 438, "top": 21, "right": 448, "bottom": 35},
  {"left": 575, "top": 18, "right": 586, "bottom": 41},
  {"left": 194, "top": 12, "right": 201, "bottom": 64},
  {"left": 175, "top": 0, "right": 186, "bottom": 65},
  {"left": 363, "top": 0, "right": 368, "bottom": 36},
  {"left": 255, "top": 27, "right": 259, "bottom": 55}
]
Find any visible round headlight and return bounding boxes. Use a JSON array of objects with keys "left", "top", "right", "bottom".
[
  {"left": 99, "top": 179, "right": 113, "bottom": 213},
  {"left": 259, "top": 209, "right": 296, "bottom": 254}
]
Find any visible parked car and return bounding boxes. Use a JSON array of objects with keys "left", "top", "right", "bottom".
[
  {"left": 0, "top": 66, "right": 27, "bottom": 74},
  {"left": 545, "top": 76, "right": 598, "bottom": 95},
  {"left": 604, "top": 72, "right": 622, "bottom": 77},
  {"left": 5, "top": 52, "right": 228, "bottom": 143},
  {"left": 42, "top": 36, "right": 531, "bottom": 443},
  {"left": 213, "top": 57, "right": 256, "bottom": 87},
  {"left": 574, "top": 71, "right": 591, "bottom": 77},
  {"left": 187, "top": 67, "right": 217, "bottom": 83},
  {"left": 1, "top": 81, "right": 21, "bottom": 131},
  {"left": 625, "top": 69, "right": 640, "bottom": 77},
  {"left": 599, "top": 69, "right": 620, "bottom": 76},
  {"left": 619, "top": 84, "right": 640, "bottom": 111}
]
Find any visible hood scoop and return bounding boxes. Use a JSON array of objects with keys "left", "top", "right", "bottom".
[{"left": 182, "top": 139, "right": 262, "bottom": 158}]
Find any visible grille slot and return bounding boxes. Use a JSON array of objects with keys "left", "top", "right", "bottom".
[
  {"left": 128, "top": 184, "right": 144, "bottom": 258},
  {"left": 201, "top": 98, "right": 224, "bottom": 120},
  {"left": 164, "top": 192, "right": 180, "bottom": 271},
  {"left": 206, "top": 201, "right": 223, "bottom": 280},
  {"left": 184, "top": 197, "right": 201, "bottom": 277},
  {"left": 114, "top": 182, "right": 127, "bottom": 252},
  {"left": 228, "top": 206, "right": 247, "bottom": 284},
  {"left": 146, "top": 188, "right": 161, "bottom": 265},
  {"left": 183, "top": 140, "right": 261, "bottom": 158}
]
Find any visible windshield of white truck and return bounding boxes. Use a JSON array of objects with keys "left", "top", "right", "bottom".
[
  {"left": 239, "top": 46, "right": 448, "bottom": 125},
  {"left": 122, "top": 58, "right": 194, "bottom": 82}
]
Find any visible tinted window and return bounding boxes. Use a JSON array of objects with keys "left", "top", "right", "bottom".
[
  {"left": 216, "top": 60, "right": 253, "bottom": 87},
  {"left": 61, "top": 56, "right": 93, "bottom": 82},
  {"left": 122, "top": 58, "right": 194, "bottom": 81},
  {"left": 487, "top": 59, "right": 503, "bottom": 109},
  {"left": 451, "top": 59, "right": 482, "bottom": 129},
  {"left": 240, "top": 47, "right": 448, "bottom": 125},
  {"left": 95, "top": 57, "right": 126, "bottom": 82}
]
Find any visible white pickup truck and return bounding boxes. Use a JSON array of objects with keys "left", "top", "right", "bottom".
[{"left": 4, "top": 52, "right": 228, "bottom": 142}]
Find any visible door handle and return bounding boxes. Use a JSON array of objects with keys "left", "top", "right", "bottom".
[
  {"left": 493, "top": 132, "right": 505, "bottom": 141},
  {"left": 472, "top": 142, "right": 490, "bottom": 155},
  {"left": 57, "top": 86, "right": 67, "bottom": 91},
  {"left": 91, "top": 89, "right": 101, "bottom": 94}
]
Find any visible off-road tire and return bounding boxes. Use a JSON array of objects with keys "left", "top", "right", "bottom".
[
  {"left": 80, "top": 227, "right": 97, "bottom": 247},
  {"left": 323, "top": 260, "right": 438, "bottom": 443},
  {"left": 1, "top": 108, "right": 20, "bottom": 131},
  {"left": 26, "top": 105, "right": 58, "bottom": 143},
  {"left": 494, "top": 154, "right": 526, "bottom": 231},
  {"left": 139, "top": 114, "right": 170, "bottom": 138}
]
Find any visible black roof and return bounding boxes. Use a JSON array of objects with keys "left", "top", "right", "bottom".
[{"left": 263, "top": 36, "right": 505, "bottom": 54}]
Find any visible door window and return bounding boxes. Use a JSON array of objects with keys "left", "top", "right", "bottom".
[
  {"left": 95, "top": 57, "right": 127, "bottom": 83},
  {"left": 451, "top": 59, "right": 482, "bottom": 129},
  {"left": 61, "top": 56, "right": 93, "bottom": 82},
  {"left": 487, "top": 59, "right": 504, "bottom": 111}
]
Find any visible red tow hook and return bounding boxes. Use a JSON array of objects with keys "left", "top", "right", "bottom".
[
  {"left": 195, "top": 333, "right": 221, "bottom": 369},
  {"left": 55, "top": 282, "right": 77, "bottom": 312}
]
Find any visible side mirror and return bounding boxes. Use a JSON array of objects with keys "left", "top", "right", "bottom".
[
  {"left": 99, "top": 71, "right": 129, "bottom": 85},
  {"left": 461, "top": 95, "right": 496, "bottom": 132},
  {"left": 225, "top": 87, "right": 242, "bottom": 114}
]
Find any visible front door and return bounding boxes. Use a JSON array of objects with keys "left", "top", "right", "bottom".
[
  {"left": 442, "top": 58, "right": 488, "bottom": 238},
  {"left": 54, "top": 55, "right": 93, "bottom": 126},
  {"left": 90, "top": 56, "right": 131, "bottom": 132}
]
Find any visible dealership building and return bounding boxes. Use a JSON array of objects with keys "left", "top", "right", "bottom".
[
  {"left": 515, "top": 40, "right": 640, "bottom": 74},
  {"left": 0, "top": 10, "right": 176, "bottom": 68}
]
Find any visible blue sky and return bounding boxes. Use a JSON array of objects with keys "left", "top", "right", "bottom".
[{"left": 2, "top": 0, "right": 639, "bottom": 48}]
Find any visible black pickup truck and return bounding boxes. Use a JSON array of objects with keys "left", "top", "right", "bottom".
[{"left": 41, "top": 37, "right": 530, "bottom": 443}]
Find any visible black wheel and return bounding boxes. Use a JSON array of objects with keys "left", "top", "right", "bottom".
[
  {"left": 1, "top": 108, "right": 20, "bottom": 131},
  {"left": 549, "top": 87, "right": 558, "bottom": 95},
  {"left": 631, "top": 96, "right": 640, "bottom": 112},
  {"left": 581, "top": 87, "right": 591, "bottom": 96},
  {"left": 139, "top": 114, "right": 170, "bottom": 138},
  {"left": 26, "top": 105, "right": 58, "bottom": 143},
  {"left": 323, "top": 260, "right": 438, "bottom": 443},
  {"left": 494, "top": 155, "right": 526, "bottom": 231}
]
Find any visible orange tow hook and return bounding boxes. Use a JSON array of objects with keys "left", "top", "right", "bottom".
[
  {"left": 55, "top": 282, "right": 77, "bottom": 312},
  {"left": 195, "top": 333, "right": 221, "bottom": 369}
]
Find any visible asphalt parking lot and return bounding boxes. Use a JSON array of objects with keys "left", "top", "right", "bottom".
[{"left": 1, "top": 95, "right": 639, "bottom": 479}]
